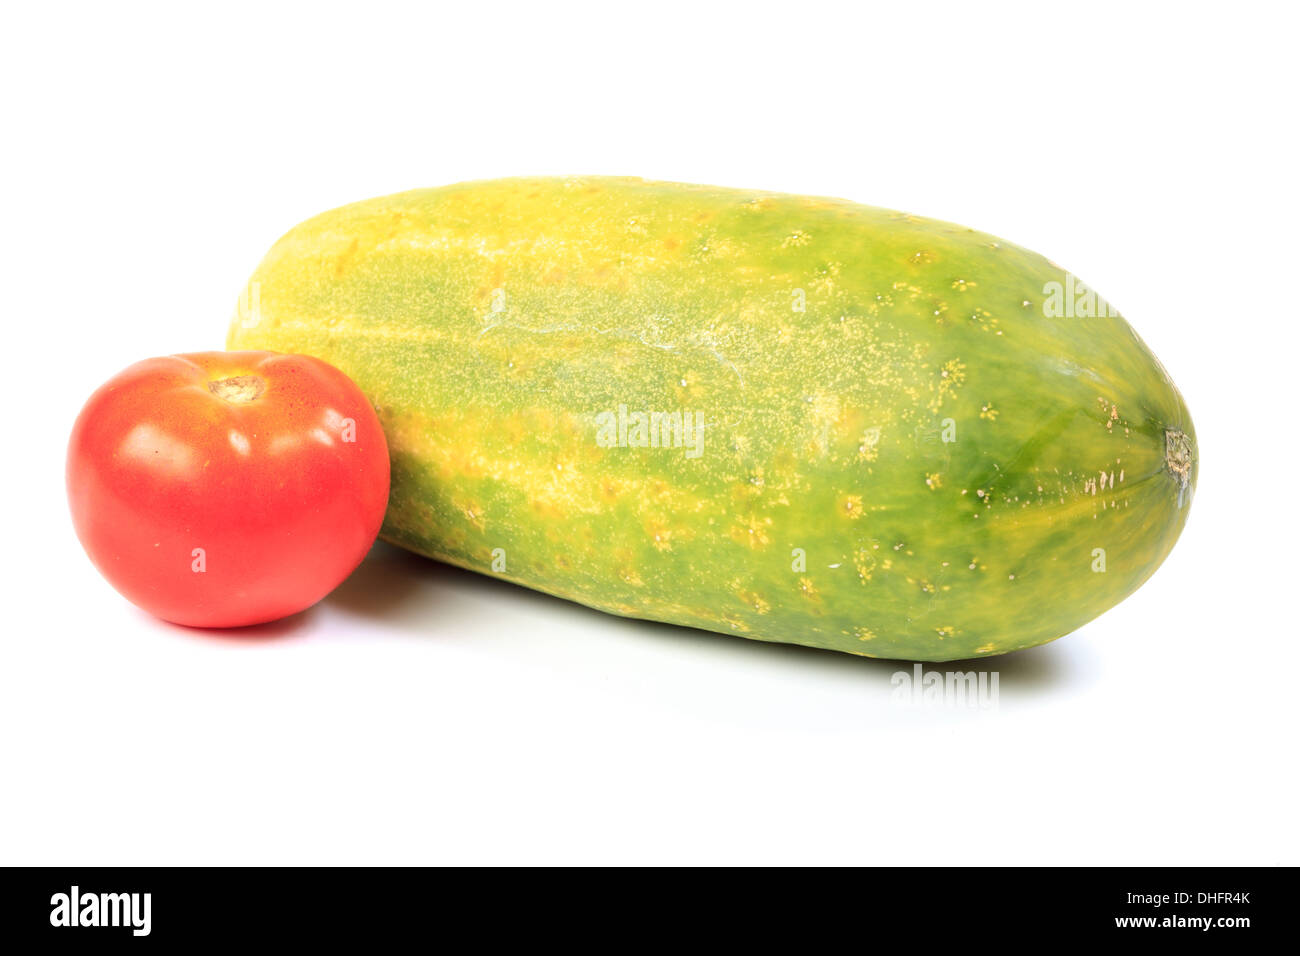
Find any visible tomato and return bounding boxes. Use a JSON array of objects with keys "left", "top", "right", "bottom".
[{"left": 67, "top": 351, "right": 390, "bottom": 628}]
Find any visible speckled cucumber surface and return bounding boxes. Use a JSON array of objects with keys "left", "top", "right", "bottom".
[{"left": 228, "top": 176, "right": 1196, "bottom": 661}]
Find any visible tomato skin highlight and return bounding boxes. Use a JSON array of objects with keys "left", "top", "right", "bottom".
[{"left": 67, "top": 351, "right": 391, "bottom": 627}]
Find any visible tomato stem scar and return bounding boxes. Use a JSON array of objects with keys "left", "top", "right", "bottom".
[{"left": 208, "top": 375, "right": 265, "bottom": 404}]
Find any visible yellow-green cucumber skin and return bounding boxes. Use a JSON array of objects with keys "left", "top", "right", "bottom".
[{"left": 228, "top": 176, "right": 1196, "bottom": 661}]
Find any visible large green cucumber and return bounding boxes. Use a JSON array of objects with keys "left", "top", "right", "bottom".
[{"left": 227, "top": 176, "right": 1196, "bottom": 661}]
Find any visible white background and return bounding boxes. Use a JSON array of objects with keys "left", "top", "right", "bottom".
[{"left": 2, "top": 2, "right": 1296, "bottom": 865}]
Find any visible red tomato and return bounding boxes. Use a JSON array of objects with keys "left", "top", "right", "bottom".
[{"left": 67, "top": 351, "right": 390, "bottom": 628}]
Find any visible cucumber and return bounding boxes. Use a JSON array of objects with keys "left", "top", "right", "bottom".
[{"left": 228, "top": 176, "right": 1196, "bottom": 661}]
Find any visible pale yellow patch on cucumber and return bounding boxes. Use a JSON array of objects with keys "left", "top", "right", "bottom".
[
  {"left": 735, "top": 589, "right": 771, "bottom": 615},
  {"left": 458, "top": 498, "right": 487, "bottom": 532},
  {"left": 729, "top": 518, "right": 772, "bottom": 549},
  {"left": 644, "top": 518, "right": 676, "bottom": 552},
  {"left": 853, "top": 549, "right": 877, "bottom": 583},
  {"left": 928, "top": 358, "right": 966, "bottom": 411}
]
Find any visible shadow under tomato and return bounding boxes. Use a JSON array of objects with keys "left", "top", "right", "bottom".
[
  {"left": 156, "top": 541, "right": 429, "bottom": 642},
  {"left": 149, "top": 605, "right": 318, "bottom": 643},
  {"left": 324, "top": 540, "right": 440, "bottom": 622},
  {"left": 321, "top": 540, "right": 1087, "bottom": 697}
]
